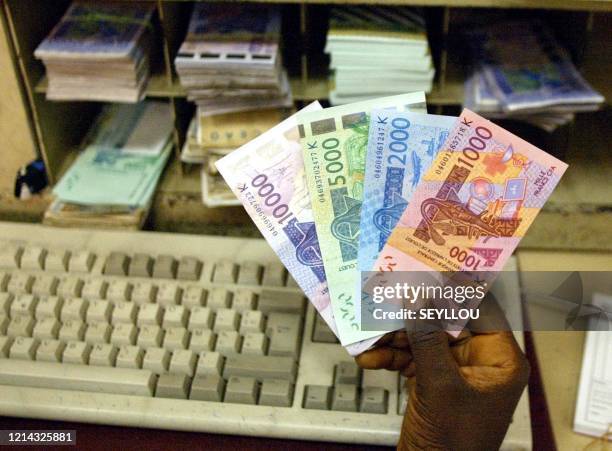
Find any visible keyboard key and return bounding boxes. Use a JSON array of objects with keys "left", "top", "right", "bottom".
[
  {"left": 10, "top": 294, "right": 37, "bottom": 317},
  {"left": 7, "top": 316, "right": 35, "bottom": 338},
  {"left": 303, "top": 385, "right": 331, "bottom": 410},
  {"left": 182, "top": 286, "right": 206, "bottom": 309},
  {"left": 35, "top": 296, "right": 63, "bottom": 320},
  {"left": 237, "top": 261, "right": 261, "bottom": 285},
  {"left": 31, "top": 275, "right": 58, "bottom": 297},
  {"left": 261, "top": 263, "right": 286, "bottom": 287},
  {"left": 259, "top": 379, "right": 293, "bottom": 407},
  {"left": 258, "top": 289, "right": 304, "bottom": 314},
  {"left": 0, "top": 244, "right": 22, "bottom": 269},
  {"left": 20, "top": 246, "right": 46, "bottom": 270},
  {"left": 116, "top": 345, "right": 144, "bottom": 369},
  {"left": 58, "top": 320, "right": 86, "bottom": 342},
  {"left": 189, "top": 329, "right": 215, "bottom": 353},
  {"left": 214, "top": 309, "right": 239, "bottom": 332},
  {"left": 163, "top": 327, "right": 189, "bottom": 351},
  {"left": 56, "top": 275, "right": 83, "bottom": 298},
  {"left": 208, "top": 288, "right": 232, "bottom": 309},
  {"left": 69, "top": 251, "right": 95, "bottom": 273},
  {"left": 232, "top": 290, "right": 256, "bottom": 312},
  {"left": 10, "top": 337, "right": 39, "bottom": 360},
  {"left": 106, "top": 280, "right": 132, "bottom": 303},
  {"left": 163, "top": 305, "right": 189, "bottom": 328},
  {"left": 213, "top": 260, "right": 238, "bottom": 284},
  {"left": 361, "top": 368, "right": 398, "bottom": 389},
  {"left": 8, "top": 273, "right": 34, "bottom": 295},
  {"left": 89, "top": 343, "right": 118, "bottom": 367},
  {"left": 190, "top": 374, "right": 225, "bottom": 402},
  {"left": 129, "top": 254, "right": 153, "bottom": 278},
  {"left": 156, "top": 374, "right": 190, "bottom": 399},
  {"left": 157, "top": 282, "right": 182, "bottom": 307},
  {"left": 177, "top": 257, "right": 202, "bottom": 281},
  {"left": 169, "top": 349, "right": 197, "bottom": 377},
  {"left": 131, "top": 282, "right": 157, "bottom": 305},
  {"left": 0, "top": 337, "right": 13, "bottom": 357},
  {"left": 143, "top": 347, "right": 171, "bottom": 373},
  {"left": 196, "top": 351, "right": 224, "bottom": 375},
  {"left": 60, "top": 297, "right": 88, "bottom": 322},
  {"left": 45, "top": 250, "right": 69, "bottom": 272},
  {"left": 188, "top": 307, "right": 213, "bottom": 331},
  {"left": 223, "top": 355, "right": 296, "bottom": 382},
  {"left": 137, "top": 303, "right": 163, "bottom": 327},
  {"left": 104, "top": 252, "right": 129, "bottom": 276},
  {"left": 36, "top": 339, "right": 65, "bottom": 363},
  {"left": 111, "top": 323, "right": 137, "bottom": 346},
  {"left": 112, "top": 302, "right": 138, "bottom": 325},
  {"left": 312, "top": 314, "right": 338, "bottom": 344},
  {"left": 360, "top": 387, "right": 388, "bottom": 414},
  {"left": 267, "top": 313, "right": 301, "bottom": 359},
  {"left": 152, "top": 255, "right": 177, "bottom": 279},
  {"left": 82, "top": 278, "right": 108, "bottom": 300},
  {"left": 62, "top": 341, "right": 91, "bottom": 364},
  {"left": 87, "top": 299, "right": 113, "bottom": 323},
  {"left": 32, "top": 317, "right": 60, "bottom": 340},
  {"left": 241, "top": 333, "right": 268, "bottom": 356},
  {"left": 239, "top": 310, "right": 264, "bottom": 334},
  {"left": 137, "top": 325, "right": 164, "bottom": 348},
  {"left": 0, "top": 293, "right": 12, "bottom": 314},
  {"left": 335, "top": 362, "right": 361, "bottom": 385},
  {"left": 332, "top": 384, "right": 358, "bottom": 412},
  {"left": 215, "top": 331, "right": 241, "bottom": 354},
  {"left": 0, "top": 359, "right": 155, "bottom": 396},
  {"left": 225, "top": 376, "right": 258, "bottom": 405},
  {"left": 85, "top": 322, "right": 112, "bottom": 344}
]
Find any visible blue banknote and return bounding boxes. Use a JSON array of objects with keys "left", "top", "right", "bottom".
[{"left": 357, "top": 110, "right": 456, "bottom": 273}]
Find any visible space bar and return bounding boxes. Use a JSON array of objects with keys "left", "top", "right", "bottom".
[{"left": 0, "top": 360, "right": 156, "bottom": 397}]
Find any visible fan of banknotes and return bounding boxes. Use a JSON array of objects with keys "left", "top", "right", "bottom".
[
  {"left": 217, "top": 92, "right": 569, "bottom": 355},
  {"left": 464, "top": 21, "right": 604, "bottom": 132},
  {"left": 175, "top": 3, "right": 292, "bottom": 114},
  {"left": 326, "top": 7, "right": 435, "bottom": 105},
  {"left": 35, "top": 2, "right": 154, "bottom": 103}
]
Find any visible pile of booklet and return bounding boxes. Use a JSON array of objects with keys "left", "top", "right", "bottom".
[
  {"left": 217, "top": 93, "right": 568, "bottom": 355},
  {"left": 464, "top": 21, "right": 604, "bottom": 132},
  {"left": 35, "top": 2, "right": 154, "bottom": 103},
  {"left": 326, "top": 6, "right": 434, "bottom": 105},
  {"left": 174, "top": 3, "right": 292, "bottom": 114},
  {"left": 45, "top": 101, "right": 173, "bottom": 229}
]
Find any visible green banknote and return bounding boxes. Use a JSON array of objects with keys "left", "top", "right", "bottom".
[{"left": 299, "top": 92, "right": 426, "bottom": 345}]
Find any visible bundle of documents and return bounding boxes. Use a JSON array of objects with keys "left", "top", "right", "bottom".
[
  {"left": 326, "top": 7, "right": 435, "bottom": 105},
  {"left": 464, "top": 21, "right": 604, "bottom": 132},
  {"left": 175, "top": 3, "right": 292, "bottom": 114},
  {"left": 35, "top": 2, "right": 154, "bottom": 103},
  {"left": 217, "top": 92, "right": 568, "bottom": 355},
  {"left": 46, "top": 101, "right": 173, "bottom": 230}
]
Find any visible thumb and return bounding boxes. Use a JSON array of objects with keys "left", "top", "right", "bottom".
[{"left": 406, "top": 330, "right": 458, "bottom": 382}]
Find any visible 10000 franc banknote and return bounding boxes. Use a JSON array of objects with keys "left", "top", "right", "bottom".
[
  {"left": 370, "top": 109, "right": 568, "bottom": 332},
  {"left": 358, "top": 110, "right": 456, "bottom": 274},
  {"left": 299, "top": 92, "right": 426, "bottom": 345},
  {"left": 216, "top": 102, "right": 376, "bottom": 356}
]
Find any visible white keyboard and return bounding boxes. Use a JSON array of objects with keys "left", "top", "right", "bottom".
[{"left": 0, "top": 222, "right": 531, "bottom": 447}]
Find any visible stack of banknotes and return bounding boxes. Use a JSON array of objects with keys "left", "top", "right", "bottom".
[
  {"left": 35, "top": 2, "right": 154, "bottom": 103},
  {"left": 217, "top": 92, "right": 568, "bottom": 355},
  {"left": 326, "top": 7, "right": 435, "bottom": 105},
  {"left": 175, "top": 3, "right": 292, "bottom": 114},
  {"left": 464, "top": 21, "right": 604, "bottom": 132},
  {"left": 47, "top": 101, "right": 173, "bottom": 230}
]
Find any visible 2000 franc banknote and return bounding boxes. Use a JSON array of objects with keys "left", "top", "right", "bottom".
[
  {"left": 299, "top": 92, "right": 426, "bottom": 346},
  {"left": 371, "top": 109, "right": 568, "bottom": 332},
  {"left": 216, "top": 102, "right": 377, "bottom": 356},
  {"left": 358, "top": 110, "right": 456, "bottom": 274}
]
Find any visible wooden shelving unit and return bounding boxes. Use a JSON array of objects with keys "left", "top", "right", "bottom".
[{"left": 2, "top": 0, "right": 611, "bottom": 250}]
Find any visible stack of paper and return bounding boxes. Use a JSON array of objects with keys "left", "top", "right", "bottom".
[
  {"left": 326, "top": 7, "right": 434, "bottom": 105},
  {"left": 175, "top": 3, "right": 292, "bottom": 114},
  {"left": 46, "top": 101, "right": 173, "bottom": 230},
  {"left": 35, "top": 2, "right": 154, "bottom": 103},
  {"left": 464, "top": 21, "right": 604, "bottom": 132}
]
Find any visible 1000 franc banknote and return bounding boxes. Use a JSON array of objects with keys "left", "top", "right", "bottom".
[
  {"left": 299, "top": 92, "right": 426, "bottom": 346},
  {"left": 216, "top": 102, "right": 377, "bottom": 356}
]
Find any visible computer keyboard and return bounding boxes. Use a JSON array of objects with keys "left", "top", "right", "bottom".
[{"left": 0, "top": 221, "right": 531, "bottom": 448}]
